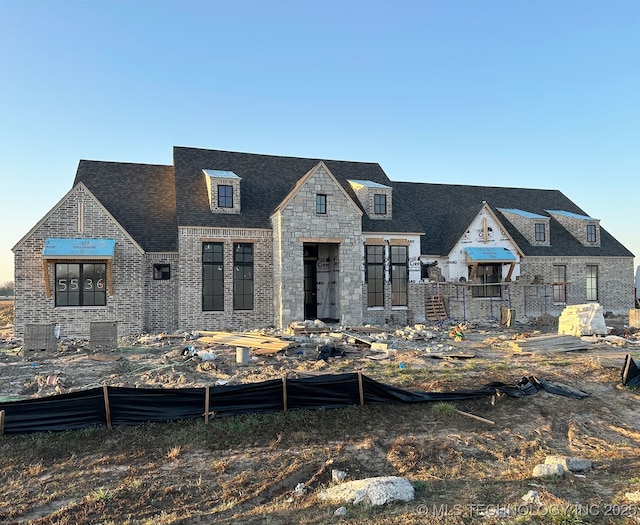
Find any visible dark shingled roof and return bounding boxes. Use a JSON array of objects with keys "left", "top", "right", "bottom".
[
  {"left": 71, "top": 147, "right": 633, "bottom": 260},
  {"left": 173, "top": 147, "right": 424, "bottom": 234},
  {"left": 73, "top": 160, "right": 177, "bottom": 252},
  {"left": 392, "top": 181, "right": 634, "bottom": 258}
]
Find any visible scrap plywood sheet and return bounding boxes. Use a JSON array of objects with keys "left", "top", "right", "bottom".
[{"left": 196, "top": 331, "right": 293, "bottom": 355}]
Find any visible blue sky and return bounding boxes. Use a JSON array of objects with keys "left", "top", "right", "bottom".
[{"left": 1, "top": 0, "right": 638, "bottom": 285}]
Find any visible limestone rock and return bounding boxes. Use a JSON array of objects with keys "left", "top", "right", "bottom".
[
  {"left": 319, "top": 476, "right": 415, "bottom": 506},
  {"left": 532, "top": 463, "right": 564, "bottom": 477}
]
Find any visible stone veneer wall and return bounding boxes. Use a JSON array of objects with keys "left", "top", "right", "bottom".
[
  {"left": 272, "top": 164, "right": 363, "bottom": 328},
  {"left": 178, "top": 226, "right": 274, "bottom": 332},
  {"left": 143, "top": 252, "right": 180, "bottom": 333},
  {"left": 13, "top": 185, "right": 145, "bottom": 338}
]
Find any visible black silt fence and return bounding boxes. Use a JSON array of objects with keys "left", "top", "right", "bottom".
[{"left": 0, "top": 372, "right": 590, "bottom": 435}]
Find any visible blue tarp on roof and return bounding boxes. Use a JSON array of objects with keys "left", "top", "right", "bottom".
[
  {"left": 42, "top": 238, "right": 116, "bottom": 258},
  {"left": 465, "top": 246, "right": 516, "bottom": 262}
]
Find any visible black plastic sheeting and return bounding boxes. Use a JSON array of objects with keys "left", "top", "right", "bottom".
[
  {"left": 0, "top": 373, "right": 589, "bottom": 435},
  {"left": 622, "top": 354, "right": 640, "bottom": 388}
]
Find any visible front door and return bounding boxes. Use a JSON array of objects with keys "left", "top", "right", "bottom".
[{"left": 304, "top": 260, "right": 317, "bottom": 320}]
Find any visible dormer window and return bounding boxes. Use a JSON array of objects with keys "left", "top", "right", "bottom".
[
  {"left": 203, "top": 169, "right": 241, "bottom": 214},
  {"left": 546, "top": 210, "right": 600, "bottom": 247},
  {"left": 498, "top": 208, "right": 550, "bottom": 246},
  {"left": 534, "top": 222, "right": 546, "bottom": 242},
  {"left": 218, "top": 185, "right": 233, "bottom": 208},
  {"left": 587, "top": 223, "right": 597, "bottom": 243},
  {"left": 348, "top": 180, "right": 392, "bottom": 220},
  {"left": 374, "top": 194, "right": 387, "bottom": 215}
]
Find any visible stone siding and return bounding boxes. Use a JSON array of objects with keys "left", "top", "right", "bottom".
[{"left": 272, "top": 164, "right": 362, "bottom": 328}]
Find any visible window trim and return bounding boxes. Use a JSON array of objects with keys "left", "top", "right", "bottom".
[
  {"left": 586, "top": 224, "right": 597, "bottom": 243},
  {"left": 202, "top": 242, "right": 224, "bottom": 311},
  {"left": 534, "top": 222, "right": 546, "bottom": 242},
  {"left": 374, "top": 193, "right": 387, "bottom": 215},
  {"left": 153, "top": 263, "right": 171, "bottom": 280},
  {"left": 586, "top": 264, "right": 598, "bottom": 301},
  {"left": 217, "top": 185, "right": 233, "bottom": 208},
  {"left": 233, "top": 242, "right": 254, "bottom": 310},
  {"left": 55, "top": 262, "right": 107, "bottom": 307},
  {"left": 390, "top": 245, "right": 408, "bottom": 306},
  {"left": 366, "top": 245, "right": 385, "bottom": 307},
  {"left": 316, "top": 194, "right": 327, "bottom": 215}
]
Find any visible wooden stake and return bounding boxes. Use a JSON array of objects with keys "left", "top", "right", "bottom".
[
  {"left": 0, "top": 410, "right": 5, "bottom": 436},
  {"left": 282, "top": 376, "right": 288, "bottom": 412},
  {"left": 455, "top": 409, "right": 495, "bottom": 425},
  {"left": 103, "top": 385, "right": 112, "bottom": 428},
  {"left": 357, "top": 372, "right": 365, "bottom": 406},
  {"left": 204, "top": 386, "right": 210, "bottom": 425}
]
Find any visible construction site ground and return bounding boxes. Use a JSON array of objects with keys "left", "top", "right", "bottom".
[{"left": 3, "top": 300, "right": 640, "bottom": 524}]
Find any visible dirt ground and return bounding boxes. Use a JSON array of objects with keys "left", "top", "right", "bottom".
[{"left": 3, "top": 302, "right": 640, "bottom": 524}]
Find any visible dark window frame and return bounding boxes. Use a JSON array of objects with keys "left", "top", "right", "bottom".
[
  {"left": 202, "top": 242, "right": 224, "bottom": 311},
  {"left": 374, "top": 194, "right": 387, "bottom": 215},
  {"left": 316, "top": 194, "right": 327, "bottom": 215},
  {"left": 233, "top": 243, "right": 254, "bottom": 310},
  {"left": 534, "top": 223, "right": 546, "bottom": 242},
  {"left": 390, "top": 245, "right": 408, "bottom": 306},
  {"left": 586, "top": 224, "right": 597, "bottom": 243},
  {"left": 153, "top": 263, "right": 171, "bottom": 280},
  {"left": 218, "top": 185, "right": 233, "bottom": 208},
  {"left": 552, "top": 264, "right": 567, "bottom": 303},
  {"left": 55, "top": 262, "right": 107, "bottom": 307},
  {"left": 366, "top": 245, "right": 384, "bottom": 307}
]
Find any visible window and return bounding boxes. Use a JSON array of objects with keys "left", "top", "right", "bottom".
[
  {"left": 587, "top": 224, "right": 597, "bottom": 243},
  {"left": 470, "top": 263, "right": 501, "bottom": 298},
  {"left": 366, "top": 245, "right": 384, "bottom": 307},
  {"left": 153, "top": 264, "right": 170, "bottom": 280},
  {"left": 55, "top": 263, "right": 107, "bottom": 307},
  {"left": 553, "top": 265, "right": 566, "bottom": 303},
  {"left": 586, "top": 265, "right": 598, "bottom": 301},
  {"left": 390, "top": 245, "right": 408, "bottom": 306},
  {"left": 203, "top": 242, "right": 224, "bottom": 311},
  {"left": 218, "top": 185, "right": 233, "bottom": 208},
  {"left": 233, "top": 243, "right": 254, "bottom": 310},
  {"left": 374, "top": 194, "right": 387, "bottom": 215},
  {"left": 534, "top": 223, "right": 546, "bottom": 242},
  {"left": 316, "top": 194, "right": 327, "bottom": 214}
]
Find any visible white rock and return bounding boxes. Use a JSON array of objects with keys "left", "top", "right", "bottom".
[
  {"left": 532, "top": 463, "right": 564, "bottom": 477},
  {"left": 319, "top": 476, "right": 415, "bottom": 506}
]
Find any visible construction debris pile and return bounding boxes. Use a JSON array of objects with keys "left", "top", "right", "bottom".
[{"left": 1, "top": 309, "right": 639, "bottom": 402}]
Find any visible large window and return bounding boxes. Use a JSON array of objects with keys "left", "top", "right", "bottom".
[
  {"left": 218, "top": 185, "right": 233, "bottom": 208},
  {"left": 366, "top": 245, "right": 384, "bottom": 307},
  {"left": 203, "top": 242, "right": 224, "bottom": 311},
  {"left": 553, "top": 265, "right": 567, "bottom": 303},
  {"left": 535, "top": 223, "right": 546, "bottom": 242},
  {"left": 374, "top": 194, "right": 387, "bottom": 215},
  {"left": 586, "top": 265, "right": 598, "bottom": 301},
  {"left": 233, "top": 243, "right": 254, "bottom": 310},
  {"left": 470, "top": 263, "right": 502, "bottom": 298},
  {"left": 55, "top": 263, "right": 107, "bottom": 307},
  {"left": 390, "top": 245, "right": 408, "bottom": 306}
]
